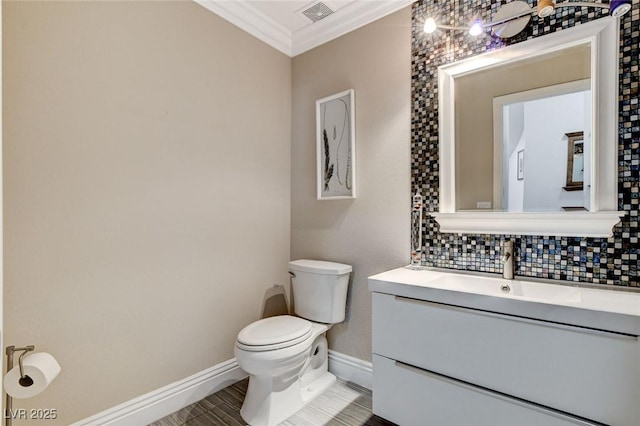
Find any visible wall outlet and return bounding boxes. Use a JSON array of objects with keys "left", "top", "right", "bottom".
[{"left": 476, "top": 201, "right": 492, "bottom": 209}]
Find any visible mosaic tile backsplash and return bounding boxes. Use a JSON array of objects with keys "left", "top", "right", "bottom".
[{"left": 411, "top": 0, "right": 639, "bottom": 286}]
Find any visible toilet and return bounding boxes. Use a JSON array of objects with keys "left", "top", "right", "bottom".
[{"left": 234, "top": 259, "right": 352, "bottom": 426}]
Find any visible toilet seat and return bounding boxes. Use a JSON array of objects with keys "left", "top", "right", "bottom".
[{"left": 236, "top": 315, "right": 313, "bottom": 352}]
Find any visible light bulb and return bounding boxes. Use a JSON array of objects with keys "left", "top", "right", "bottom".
[
  {"left": 469, "top": 20, "right": 483, "bottom": 36},
  {"left": 423, "top": 17, "right": 437, "bottom": 34},
  {"left": 537, "top": 0, "right": 556, "bottom": 18}
]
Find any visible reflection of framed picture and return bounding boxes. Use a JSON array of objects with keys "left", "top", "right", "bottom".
[
  {"left": 564, "top": 131, "right": 584, "bottom": 191},
  {"left": 316, "top": 89, "right": 356, "bottom": 200},
  {"left": 517, "top": 149, "right": 524, "bottom": 180}
]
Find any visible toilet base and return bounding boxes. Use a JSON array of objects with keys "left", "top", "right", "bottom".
[{"left": 239, "top": 334, "right": 335, "bottom": 426}]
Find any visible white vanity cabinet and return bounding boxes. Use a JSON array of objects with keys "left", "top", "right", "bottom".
[{"left": 369, "top": 268, "right": 640, "bottom": 426}]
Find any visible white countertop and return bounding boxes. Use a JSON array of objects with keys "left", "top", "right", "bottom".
[{"left": 369, "top": 267, "right": 640, "bottom": 335}]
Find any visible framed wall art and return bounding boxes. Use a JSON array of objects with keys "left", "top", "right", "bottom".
[
  {"left": 316, "top": 89, "right": 356, "bottom": 200},
  {"left": 564, "top": 131, "right": 584, "bottom": 191}
]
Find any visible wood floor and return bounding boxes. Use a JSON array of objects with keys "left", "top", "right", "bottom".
[{"left": 148, "top": 378, "right": 396, "bottom": 426}]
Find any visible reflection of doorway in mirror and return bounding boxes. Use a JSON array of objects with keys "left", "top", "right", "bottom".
[{"left": 494, "top": 80, "right": 591, "bottom": 212}]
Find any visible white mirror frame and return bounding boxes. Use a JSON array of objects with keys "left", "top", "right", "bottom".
[{"left": 434, "top": 17, "right": 625, "bottom": 237}]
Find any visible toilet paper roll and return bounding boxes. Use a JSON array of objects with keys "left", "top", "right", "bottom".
[{"left": 4, "top": 352, "right": 61, "bottom": 399}]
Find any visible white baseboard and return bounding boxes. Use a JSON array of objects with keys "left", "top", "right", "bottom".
[
  {"left": 71, "top": 359, "right": 247, "bottom": 426},
  {"left": 72, "top": 351, "right": 371, "bottom": 425},
  {"left": 328, "top": 350, "right": 373, "bottom": 390}
]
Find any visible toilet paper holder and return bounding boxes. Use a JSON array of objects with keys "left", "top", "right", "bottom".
[{"left": 4, "top": 345, "right": 35, "bottom": 426}]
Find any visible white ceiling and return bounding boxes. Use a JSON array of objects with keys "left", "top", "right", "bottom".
[{"left": 194, "top": 0, "right": 416, "bottom": 57}]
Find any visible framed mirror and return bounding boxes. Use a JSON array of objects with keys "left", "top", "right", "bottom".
[
  {"left": 434, "top": 17, "right": 625, "bottom": 237},
  {"left": 564, "top": 131, "right": 585, "bottom": 192}
]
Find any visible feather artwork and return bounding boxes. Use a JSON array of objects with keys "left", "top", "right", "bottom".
[
  {"left": 323, "top": 129, "right": 334, "bottom": 191},
  {"left": 317, "top": 90, "right": 355, "bottom": 199}
]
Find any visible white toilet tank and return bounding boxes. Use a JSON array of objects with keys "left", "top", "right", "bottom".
[{"left": 288, "top": 259, "right": 352, "bottom": 324}]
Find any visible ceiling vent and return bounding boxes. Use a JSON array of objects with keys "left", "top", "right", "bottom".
[{"left": 299, "top": 1, "right": 335, "bottom": 23}]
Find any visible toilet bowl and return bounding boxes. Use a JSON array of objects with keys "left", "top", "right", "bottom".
[
  {"left": 234, "top": 318, "right": 333, "bottom": 426},
  {"left": 234, "top": 260, "right": 352, "bottom": 426}
]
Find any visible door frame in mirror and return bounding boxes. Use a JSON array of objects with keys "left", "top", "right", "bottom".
[
  {"left": 434, "top": 17, "right": 624, "bottom": 237},
  {"left": 492, "top": 79, "right": 591, "bottom": 210}
]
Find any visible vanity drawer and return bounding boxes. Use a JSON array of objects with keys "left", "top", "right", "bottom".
[
  {"left": 372, "top": 292, "right": 640, "bottom": 425},
  {"left": 372, "top": 354, "right": 599, "bottom": 426}
]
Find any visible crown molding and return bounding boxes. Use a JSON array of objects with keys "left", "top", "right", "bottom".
[
  {"left": 292, "top": 0, "right": 416, "bottom": 56},
  {"left": 194, "top": 0, "right": 417, "bottom": 57},
  {"left": 194, "top": 0, "right": 293, "bottom": 56}
]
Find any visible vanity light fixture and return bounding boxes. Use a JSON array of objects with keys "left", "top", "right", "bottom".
[{"left": 422, "top": 0, "right": 632, "bottom": 38}]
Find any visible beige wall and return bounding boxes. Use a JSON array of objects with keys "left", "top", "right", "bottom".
[
  {"left": 3, "top": 1, "right": 291, "bottom": 423},
  {"left": 291, "top": 8, "right": 411, "bottom": 362}
]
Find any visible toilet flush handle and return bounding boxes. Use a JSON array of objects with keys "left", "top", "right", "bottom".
[{"left": 288, "top": 271, "right": 296, "bottom": 278}]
